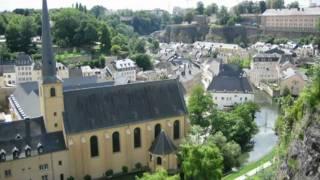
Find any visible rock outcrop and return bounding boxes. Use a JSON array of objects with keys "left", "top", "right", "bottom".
[{"left": 278, "top": 108, "right": 320, "bottom": 180}]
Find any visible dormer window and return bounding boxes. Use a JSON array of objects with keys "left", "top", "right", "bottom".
[
  {"left": 25, "top": 145, "right": 31, "bottom": 157},
  {"left": 15, "top": 134, "right": 22, "bottom": 140},
  {"left": 37, "top": 143, "right": 44, "bottom": 154},
  {"left": 12, "top": 147, "right": 20, "bottom": 159},
  {"left": 0, "top": 149, "right": 6, "bottom": 161}
]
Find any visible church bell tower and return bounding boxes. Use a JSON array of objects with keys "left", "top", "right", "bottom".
[{"left": 39, "top": 0, "right": 65, "bottom": 133}]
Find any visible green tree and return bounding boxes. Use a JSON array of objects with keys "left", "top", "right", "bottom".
[
  {"left": 267, "top": 0, "right": 285, "bottom": 9},
  {"left": 172, "top": 15, "right": 183, "bottom": 24},
  {"left": 205, "top": 3, "right": 218, "bottom": 16},
  {"left": 99, "top": 23, "right": 111, "bottom": 54},
  {"left": 5, "top": 16, "right": 36, "bottom": 53},
  {"left": 137, "top": 168, "right": 179, "bottom": 180},
  {"left": 131, "top": 53, "right": 152, "bottom": 70},
  {"left": 184, "top": 10, "right": 194, "bottom": 24},
  {"left": 90, "top": 5, "right": 107, "bottom": 18},
  {"left": 0, "top": 16, "right": 6, "bottom": 35},
  {"left": 188, "top": 85, "right": 215, "bottom": 128},
  {"left": 209, "top": 132, "right": 241, "bottom": 171},
  {"left": 287, "top": 1, "right": 299, "bottom": 8},
  {"left": 217, "top": 6, "right": 230, "bottom": 25},
  {"left": 111, "top": 45, "right": 121, "bottom": 56},
  {"left": 180, "top": 143, "right": 223, "bottom": 180},
  {"left": 259, "top": 1, "right": 267, "bottom": 13},
  {"left": 196, "top": 1, "right": 205, "bottom": 15},
  {"left": 0, "top": 45, "right": 11, "bottom": 60}
]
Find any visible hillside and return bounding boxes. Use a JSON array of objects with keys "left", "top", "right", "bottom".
[{"left": 276, "top": 66, "right": 320, "bottom": 180}]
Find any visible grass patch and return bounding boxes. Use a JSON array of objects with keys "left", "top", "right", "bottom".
[{"left": 222, "top": 148, "right": 276, "bottom": 180}]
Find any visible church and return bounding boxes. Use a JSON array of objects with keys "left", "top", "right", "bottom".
[{"left": 0, "top": 0, "right": 188, "bottom": 179}]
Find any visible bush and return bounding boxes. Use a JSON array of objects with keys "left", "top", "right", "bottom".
[
  {"left": 135, "top": 162, "right": 142, "bottom": 170},
  {"left": 67, "top": 177, "right": 75, "bottom": 180},
  {"left": 83, "top": 175, "right": 91, "bottom": 180},
  {"left": 105, "top": 169, "right": 113, "bottom": 177},
  {"left": 122, "top": 166, "right": 128, "bottom": 173}
]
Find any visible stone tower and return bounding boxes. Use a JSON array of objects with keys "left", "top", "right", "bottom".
[{"left": 39, "top": 0, "right": 65, "bottom": 133}]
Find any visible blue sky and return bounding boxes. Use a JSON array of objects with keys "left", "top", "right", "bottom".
[{"left": 0, "top": 0, "right": 313, "bottom": 12}]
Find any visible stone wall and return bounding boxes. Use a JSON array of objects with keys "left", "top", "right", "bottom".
[{"left": 158, "top": 23, "right": 209, "bottom": 43}]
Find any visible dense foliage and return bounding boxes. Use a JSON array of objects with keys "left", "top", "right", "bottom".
[
  {"left": 182, "top": 85, "right": 259, "bottom": 175},
  {"left": 137, "top": 169, "right": 179, "bottom": 180},
  {"left": 276, "top": 66, "right": 320, "bottom": 155}
]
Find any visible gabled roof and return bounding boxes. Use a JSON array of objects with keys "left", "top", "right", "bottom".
[
  {"left": 149, "top": 130, "right": 177, "bottom": 155},
  {"left": 208, "top": 76, "right": 253, "bottom": 93},
  {"left": 63, "top": 79, "right": 187, "bottom": 134},
  {"left": 207, "top": 64, "right": 253, "bottom": 93},
  {"left": 11, "top": 77, "right": 113, "bottom": 118},
  {"left": 15, "top": 53, "right": 33, "bottom": 66},
  {"left": 0, "top": 117, "right": 66, "bottom": 162}
]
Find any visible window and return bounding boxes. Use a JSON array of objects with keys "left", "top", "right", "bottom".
[
  {"left": 4, "top": 170, "right": 11, "bottom": 177},
  {"left": 112, "top": 132, "right": 120, "bottom": 152},
  {"left": 58, "top": 161, "right": 62, "bottom": 166},
  {"left": 173, "top": 120, "right": 180, "bottom": 140},
  {"left": 50, "top": 87, "right": 56, "bottom": 97},
  {"left": 155, "top": 124, "right": 161, "bottom": 138},
  {"left": 41, "top": 175, "right": 48, "bottom": 180},
  {"left": 134, "top": 128, "right": 141, "bottom": 148},
  {"left": 39, "top": 164, "right": 48, "bottom": 171},
  {"left": 90, "top": 136, "right": 99, "bottom": 157},
  {"left": 53, "top": 112, "right": 57, "bottom": 116},
  {"left": 157, "top": 157, "right": 162, "bottom": 165}
]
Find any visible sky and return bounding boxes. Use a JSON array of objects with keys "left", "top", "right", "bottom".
[{"left": 0, "top": 0, "right": 314, "bottom": 12}]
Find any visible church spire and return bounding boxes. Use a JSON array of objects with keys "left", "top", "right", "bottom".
[{"left": 41, "top": 0, "right": 57, "bottom": 84}]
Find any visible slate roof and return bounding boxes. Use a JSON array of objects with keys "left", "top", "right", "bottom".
[
  {"left": 0, "top": 117, "right": 66, "bottom": 162},
  {"left": 10, "top": 77, "right": 113, "bottom": 118},
  {"left": 15, "top": 53, "right": 33, "bottom": 66},
  {"left": 63, "top": 79, "right": 187, "bottom": 134},
  {"left": 208, "top": 76, "right": 253, "bottom": 93},
  {"left": 0, "top": 59, "right": 15, "bottom": 75},
  {"left": 207, "top": 64, "right": 253, "bottom": 93},
  {"left": 149, "top": 130, "right": 177, "bottom": 155}
]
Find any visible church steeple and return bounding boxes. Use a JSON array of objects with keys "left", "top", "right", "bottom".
[{"left": 41, "top": 0, "right": 57, "bottom": 84}]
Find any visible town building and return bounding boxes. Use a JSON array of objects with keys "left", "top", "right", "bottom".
[
  {"left": 261, "top": 7, "right": 320, "bottom": 33},
  {"left": 105, "top": 58, "right": 137, "bottom": 84},
  {"left": 201, "top": 59, "right": 221, "bottom": 89},
  {"left": 250, "top": 53, "right": 281, "bottom": 88},
  {"left": 207, "top": 64, "right": 254, "bottom": 109},
  {"left": 0, "top": 1, "right": 188, "bottom": 180},
  {"left": 15, "top": 53, "right": 34, "bottom": 84},
  {"left": 280, "top": 67, "right": 308, "bottom": 96}
]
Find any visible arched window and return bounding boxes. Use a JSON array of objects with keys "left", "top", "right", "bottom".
[
  {"left": 157, "top": 157, "right": 162, "bottom": 165},
  {"left": 90, "top": 136, "right": 99, "bottom": 157},
  {"left": 112, "top": 132, "right": 120, "bottom": 152},
  {"left": 155, "top": 124, "right": 161, "bottom": 138},
  {"left": 134, "top": 128, "right": 141, "bottom": 148},
  {"left": 50, "top": 87, "right": 56, "bottom": 97},
  {"left": 174, "top": 120, "right": 180, "bottom": 140}
]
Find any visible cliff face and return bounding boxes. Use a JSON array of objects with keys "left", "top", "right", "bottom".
[{"left": 278, "top": 108, "right": 320, "bottom": 180}]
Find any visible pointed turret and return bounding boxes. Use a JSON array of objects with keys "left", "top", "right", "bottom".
[{"left": 41, "top": 0, "right": 57, "bottom": 83}]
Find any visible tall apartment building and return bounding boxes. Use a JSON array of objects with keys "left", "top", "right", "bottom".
[
  {"left": 250, "top": 53, "right": 280, "bottom": 87},
  {"left": 15, "top": 53, "right": 34, "bottom": 83},
  {"left": 261, "top": 7, "right": 320, "bottom": 33}
]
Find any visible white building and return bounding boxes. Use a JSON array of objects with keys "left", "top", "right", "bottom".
[
  {"left": 250, "top": 53, "right": 281, "bottom": 88},
  {"left": 15, "top": 53, "right": 34, "bottom": 83},
  {"left": 207, "top": 64, "right": 254, "bottom": 109},
  {"left": 105, "top": 58, "right": 137, "bottom": 84},
  {"left": 3, "top": 66, "right": 16, "bottom": 87},
  {"left": 33, "top": 62, "right": 69, "bottom": 81}
]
